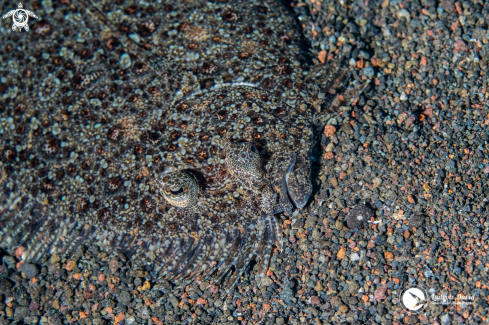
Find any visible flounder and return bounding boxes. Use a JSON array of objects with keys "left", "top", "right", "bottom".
[{"left": 0, "top": 0, "right": 362, "bottom": 289}]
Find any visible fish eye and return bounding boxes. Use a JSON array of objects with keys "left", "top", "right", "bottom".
[
  {"left": 169, "top": 187, "right": 185, "bottom": 195},
  {"left": 159, "top": 171, "right": 199, "bottom": 208},
  {"left": 239, "top": 142, "right": 259, "bottom": 153},
  {"left": 225, "top": 141, "right": 276, "bottom": 214},
  {"left": 225, "top": 142, "right": 264, "bottom": 179}
]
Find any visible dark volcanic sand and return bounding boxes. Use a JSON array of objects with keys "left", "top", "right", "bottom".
[{"left": 2, "top": 0, "right": 489, "bottom": 324}]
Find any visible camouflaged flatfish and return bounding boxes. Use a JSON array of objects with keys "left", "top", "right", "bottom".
[{"left": 0, "top": 0, "right": 361, "bottom": 289}]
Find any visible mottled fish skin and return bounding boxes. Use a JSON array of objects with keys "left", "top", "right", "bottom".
[{"left": 0, "top": 0, "right": 350, "bottom": 288}]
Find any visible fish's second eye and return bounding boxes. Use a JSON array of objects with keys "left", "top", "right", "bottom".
[{"left": 225, "top": 142, "right": 264, "bottom": 179}]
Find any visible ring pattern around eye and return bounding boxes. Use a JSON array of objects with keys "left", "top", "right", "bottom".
[{"left": 159, "top": 170, "right": 199, "bottom": 208}]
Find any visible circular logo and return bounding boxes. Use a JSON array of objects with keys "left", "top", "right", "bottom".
[
  {"left": 14, "top": 10, "right": 28, "bottom": 26},
  {"left": 400, "top": 287, "right": 428, "bottom": 312}
]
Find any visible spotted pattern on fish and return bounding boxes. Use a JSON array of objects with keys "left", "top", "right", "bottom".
[{"left": 0, "top": 0, "right": 360, "bottom": 289}]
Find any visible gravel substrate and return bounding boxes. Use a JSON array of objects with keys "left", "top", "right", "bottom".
[{"left": 2, "top": 0, "right": 489, "bottom": 324}]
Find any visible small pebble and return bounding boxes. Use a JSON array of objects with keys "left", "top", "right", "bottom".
[
  {"left": 346, "top": 205, "right": 374, "bottom": 229},
  {"left": 19, "top": 263, "right": 38, "bottom": 279},
  {"left": 260, "top": 276, "right": 273, "bottom": 286},
  {"left": 409, "top": 214, "right": 425, "bottom": 227},
  {"left": 350, "top": 253, "right": 360, "bottom": 262},
  {"left": 339, "top": 305, "right": 349, "bottom": 313}
]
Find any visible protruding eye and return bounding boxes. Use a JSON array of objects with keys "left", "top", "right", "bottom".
[
  {"left": 169, "top": 187, "right": 185, "bottom": 195},
  {"left": 225, "top": 142, "right": 276, "bottom": 214},
  {"left": 160, "top": 171, "right": 199, "bottom": 208},
  {"left": 225, "top": 142, "right": 263, "bottom": 179}
]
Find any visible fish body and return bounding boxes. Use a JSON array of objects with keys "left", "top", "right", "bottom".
[{"left": 0, "top": 0, "right": 353, "bottom": 288}]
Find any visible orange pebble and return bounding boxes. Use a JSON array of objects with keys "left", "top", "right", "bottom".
[{"left": 323, "top": 125, "right": 336, "bottom": 137}]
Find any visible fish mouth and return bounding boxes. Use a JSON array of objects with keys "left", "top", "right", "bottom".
[{"left": 282, "top": 154, "right": 312, "bottom": 210}]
